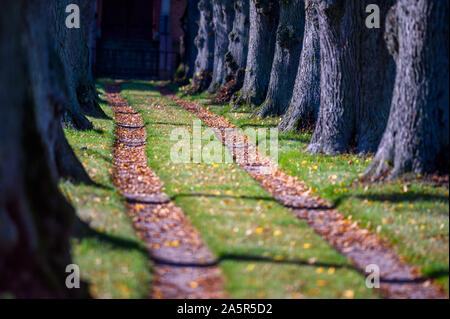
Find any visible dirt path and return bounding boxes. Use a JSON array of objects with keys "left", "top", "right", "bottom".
[
  {"left": 106, "top": 84, "right": 225, "bottom": 299},
  {"left": 159, "top": 87, "right": 445, "bottom": 299}
]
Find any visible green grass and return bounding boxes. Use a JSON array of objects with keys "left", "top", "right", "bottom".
[
  {"left": 119, "top": 80, "right": 377, "bottom": 299},
  {"left": 60, "top": 79, "right": 152, "bottom": 298},
  {"left": 182, "top": 89, "right": 450, "bottom": 295}
]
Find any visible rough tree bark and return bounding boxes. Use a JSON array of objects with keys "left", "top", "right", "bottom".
[
  {"left": 213, "top": 0, "right": 250, "bottom": 103},
  {"left": 365, "top": 0, "right": 449, "bottom": 180},
  {"left": 257, "top": 0, "right": 305, "bottom": 117},
  {"left": 48, "top": 0, "right": 94, "bottom": 182},
  {"left": 357, "top": 0, "right": 396, "bottom": 152},
  {"left": 176, "top": 0, "right": 200, "bottom": 84},
  {"left": 186, "top": 0, "right": 200, "bottom": 81},
  {"left": 208, "top": 0, "right": 235, "bottom": 93},
  {"left": 306, "top": 0, "right": 360, "bottom": 154},
  {"left": 279, "top": 1, "right": 321, "bottom": 132},
  {"left": 190, "top": 0, "right": 215, "bottom": 93},
  {"left": 53, "top": 0, "right": 106, "bottom": 130},
  {"left": 234, "top": 0, "right": 279, "bottom": 107},
  {"left": 0, "top": 0, "right": 88, "bottom": 298},
  {"left": 307, "top": 0, "right": 395, "bottom": 154}
]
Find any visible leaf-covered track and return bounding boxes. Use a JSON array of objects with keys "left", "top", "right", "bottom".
[
  {"left": 159, "top": 86, "right": 445, "bottom": 299},
  {"left": 105, "top": 84, "right": 226, "bottom": 299}
]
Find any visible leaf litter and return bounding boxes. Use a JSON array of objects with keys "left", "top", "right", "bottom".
[
  {"left": 159, "top": 86, "right": 445, "bottom": 299},
  {"left": 105, "top": 84, "right": 225, "bottom": 299}
]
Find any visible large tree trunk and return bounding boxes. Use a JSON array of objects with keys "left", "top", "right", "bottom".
[
  {"left": 225, "top": 0, "right": 250, "bottom": 83},
  {"left": 279, "top": 0, "right": 321, "bottom": 132},
  {"left": 307, "top": 0, "right": 360, "bottom": 154},
  {"left": 307, "top": 0, "right": 395, "bottom": 154},
  {"left": 190, "top": 0, "right": 215, "bottom": 93},
  {"left": 53, "top": 0, "right": 106, "bottom": 130},
  {"left": 234, "top": 0, "right": 279, "bottom": 107},
  {"left": 176, "top": 0, "right": 200, "bottom": 84},
  {"left": 357, "top": 1, "right": 396, "bottom": 152},
  {"left": 257, "top": 0, "right": 305, "bottom": 117},
  {"left": 48, "top": 0, "right": 94, "bottom": 183},
  {"left": 208, "top": 0, "right": 235, "bottom": 93},
  {"left": 365, "top": 0, "right": 449, "bottom": 180},
  {"left": 213, "top": 0, "right": 250, "bottom": 103},
  {"left": 0, "top": 0, "right": 88, "bottom": 298},
  {"left": 185, "top": 0, "right": 200, "bottom": 81}
]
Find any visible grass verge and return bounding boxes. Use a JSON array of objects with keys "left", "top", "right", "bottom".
[
  {"left": 181, "top": 89, "right": 449, "bottom": 295},
  {"left": 120, "top": 80, "right": 377, "bottom": 299},
  {"left": 60, "top": 79, "right": 152, "bottom": 298}
]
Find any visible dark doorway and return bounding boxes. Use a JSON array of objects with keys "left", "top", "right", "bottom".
[
  {"left": 96, "top": 0, "right": 159, "bottom": 78},
  {"left": 101, "top": 0, "right": 154, "bottom": 40}
]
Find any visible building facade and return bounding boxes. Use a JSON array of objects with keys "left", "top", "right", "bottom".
[{"left": 94, "top": 0, "right": 187, "bottom": 79}]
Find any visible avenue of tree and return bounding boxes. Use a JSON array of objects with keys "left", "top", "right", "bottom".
[
  {"left": 0, "top": 0, "right": 448, "bottom": 297},
  {"left": 190, "top": 0, "right": 448, "bottom": 178}
]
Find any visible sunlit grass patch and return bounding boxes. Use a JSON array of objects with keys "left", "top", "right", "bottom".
[
  {"left": 120, "top": 80, "right": 377, "bottom": 299},
  {"left": 185, "top": 91, "right": 449, "bottom": 295}
]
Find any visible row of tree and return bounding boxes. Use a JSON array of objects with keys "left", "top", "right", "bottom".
[
  {"left": 1, "top": 0, "right": 96, "bottom": 297},
  {"left": 184, "top": 0, "right": 449, "bottom": 180}
]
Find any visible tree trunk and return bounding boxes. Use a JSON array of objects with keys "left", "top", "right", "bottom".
[
  {"left": 279, "top": 0, "right": 320, "bottom": 132},
  {"left": 307, "top": 0, "right": 395, "bottom": 155},
  {"left": 257, "top": 0, "right": 305, "bottom": 117},
  {"left": 234, "top": 0, "right": 279, "bottom": 107},
  {"left": 225, "top": 0, "right": 250, "bottom": 82},
  {"left": 186, "top": 0, "right": 200, "bottom": 81},
  {"left": 213, "top": 0, "right": 250, "bottom": 103},
  {"left": 306, "top": 0, "right": 360, "bottom": 154},
  {"left": 47, "top": 0, "right": 94, "bottom": 183},
  {"left": 365, "top": 0, "right": 449, "bottom": 180},
  {"left": 0, "top": 0, "right": 88, "bottom": 298},
  {"left": 177, "top": 0, "right": 200, "bottom": 84},
  {"left": 53, "top": 0, "right": 106, "bottom": 130},
  {"left": 190, "top": 0, "right": 215, "bottom": 93},
  {"left": 357, "top": 0, "right": 396, "bottom": 152},
  {"left": 208, "top": 0, "right": 235, "bottom": 93}
]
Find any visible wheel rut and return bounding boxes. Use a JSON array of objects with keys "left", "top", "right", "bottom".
[
  {"left": 105, "top": 84, "right": 226, "bottom": 299},
  {"left": 158, "top": 86, "right": 445, "bottom": 299}
]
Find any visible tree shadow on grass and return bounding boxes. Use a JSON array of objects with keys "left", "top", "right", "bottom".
[
  {"left": 70, "top": 217, "right": 148, "bottom": 298},
  {"left": 120, "top": 81, "right": 159, "bottom": 94},
  {"left": 238, "top": 123, "right": 278, "bottom": 129},
  {"left": 64, "top": 174, "right": 114, "bottom": 192},
  {"left": 278, "top": 133, "right": 312, "bottom": 144},
  {"left": 79, "top": 146, "right": 113, "bottom": 164},
  {"left": 423, "top": 268, "right": 449, "bottom": 281},
  {"left": 152, "top": 253, "right": 443, "bottom": 285},
  {"left": 93, "top": 128, "right": 108, "bottom": 135},
  {"left": 97, "top": 97, "right": 108, "bottom": 104},
  {"left": 86, "top": 110, "right": 111, "bottom": 121},
  {"left": 333, "top": 191, "right": 448, "bottom": 208},
  {"left": 355, "top": 192, "right": 448, "bottom": 204},
  {"left": 151, "top": 253, "right": 355, "bottom": 270},
  {"left": 227, "top": 109, "right": 252, "bottom": 115},
  {"left": 82, "top": 180, "right": 114, "bottom": 192},
  {"left": 171, "top": 192, "right": 277, "bottom": 203},
  {"left": 144, "top": 120, "right": 192, "bottom": 127},
  {"left": 72, "top": 215, "right": 445, "bottom": 287},
  {"left": 332, "top": 191, "right": 449, "bottom": 217},
  {"left": 73, "top": 218, "right": 147, "bottom": 255}
]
